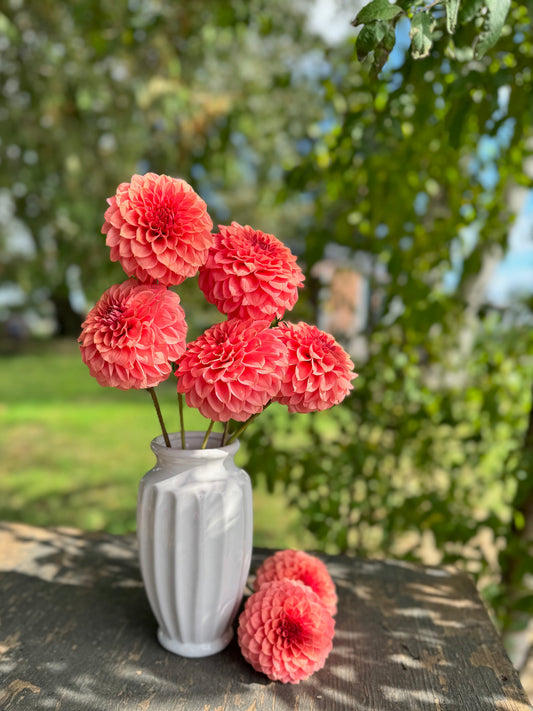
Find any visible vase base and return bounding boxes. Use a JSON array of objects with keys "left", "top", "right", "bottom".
[{"left": 157, "top": 627, "right": 234, "bottom": 658}]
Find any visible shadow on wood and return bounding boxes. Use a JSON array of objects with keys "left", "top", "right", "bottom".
[{"left": 0, "top": 522, "right": 531, "bottom": 710}]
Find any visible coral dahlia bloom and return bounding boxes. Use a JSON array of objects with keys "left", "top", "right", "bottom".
[
  {"left": 176, "top": 319, "right": 288, "bottom": 422},
  {"left": 254, "top": 550, "right": 338, "bottom": 616},
  {"left": 79, "top": 280, "right": 187, "bottom": 390},
  {"left": 237, "top": 579, "right": 335, "bottom": 684},
  {"left": 274, "top": 322, "right": 357, "bottom": 413},
  {"left": 102, "top": 173, "right": 213, "bottom": 286},
  {"left": 198, "top": 222, "right": 304, "bottom": 320}
]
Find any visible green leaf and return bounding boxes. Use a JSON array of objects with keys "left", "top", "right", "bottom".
[
  {"left": 447, "top": 102, "right": 466, "bottom": 149},
  {"left": 458, "top": 0, "right": 484, "bottom": 24},
  {"left": 355, "top": 16, "right": 398, "bottom": 75},
  {"left": 352, "top": 0, "right": 403, "bottom": 27},
  {"left": 0, "top": 12, "right": 20, "bottom": 40},
  {"left": 444, "top": 0, "right": 461, "bottom": 33},
  {"left": 382, "top": 21, "right": 397, "bottom": 52},
  {"left": 370, "top": 45, "right": 392, "bottom": 79},
  {"left": 474, "top": 0, "right": 511, "bottom": 58},
  {"left": 410, "top": 12, "right": 435, "bottom": 59},
  {"left": 515, "top": 594, "right": 533, "bottom": 613},
  {"left": 356, "top": 21, "right": 387, "bottom": 62}
]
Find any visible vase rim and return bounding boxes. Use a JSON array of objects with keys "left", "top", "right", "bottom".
[{"left": 151, "top": 431, "right": 239, "bottom": 456}]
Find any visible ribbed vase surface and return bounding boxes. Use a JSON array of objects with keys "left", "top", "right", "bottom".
[{"left": 137, "top": 431, "right": 253, "bottom": 657}]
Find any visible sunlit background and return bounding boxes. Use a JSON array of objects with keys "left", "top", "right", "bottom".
[{"left": 0, "top": 0, "right": 532, "bottom": 693}]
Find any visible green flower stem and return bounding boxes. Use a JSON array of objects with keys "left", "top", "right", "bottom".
[
  {"left": 226, "top": 401, "right": 272, "bottom": 446},
  {"left": 147, "top": 387, "right": 171, "bottom": 448},
  {"left": 178, "top": 393, "right": 186, "bottom": 450},
  {"left": 222, "top": 420, "right": 231, "bottom": 447},
  {"left": 226, "top": 412, "right": 260, "bottom": 446},
  {"left": 201, "top": 420, "right": 215, "bottom": 449}
]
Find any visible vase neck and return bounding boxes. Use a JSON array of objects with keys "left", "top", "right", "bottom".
[{"left": 151, "top": 431, "right": 240, "bottom": 468}]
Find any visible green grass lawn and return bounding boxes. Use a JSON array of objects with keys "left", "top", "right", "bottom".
[{"left": 0, "top": 338, "right": 314, "bottom": 548}]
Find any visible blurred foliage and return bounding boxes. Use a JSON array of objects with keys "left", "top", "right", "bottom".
[
  {"left": 1, "top": 0, "right": 532, "bottom": 671},
  {"left": 353, "top": 0, "right": 514, "bottom": 73},
  {"left": 247, "top": 0, "right": 533, "bottom": 658},
  {"left": 0, "top": 0, "right": 324, "bottom": 326}
]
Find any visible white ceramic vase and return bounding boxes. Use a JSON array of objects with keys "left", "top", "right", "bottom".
[{"left": 137, "top": 431, "right": 253, "bottom": 657}]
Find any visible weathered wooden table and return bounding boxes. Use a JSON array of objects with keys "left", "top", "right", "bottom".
[{"left": 0, "top": 521, "right": 531, "bottom": 711}]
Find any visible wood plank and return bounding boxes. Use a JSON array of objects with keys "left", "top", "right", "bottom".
[{"left": 0, "top": 521, "right": 531, "bottom": 711}]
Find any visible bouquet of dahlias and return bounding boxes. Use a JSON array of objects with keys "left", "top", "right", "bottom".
[{"left": 79, "top": 173, "right": 357, "bottom": 448}]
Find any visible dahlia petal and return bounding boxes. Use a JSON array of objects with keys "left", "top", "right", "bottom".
[
  {"left": 107, "top": 210, "right": 124, "bottom": 231},
  {"left": 105, "top": 225, "right": 121, "bottom": 246},
  {"left": 130, "top": 240, "right": 154, "bottom": 259},
  {"left": 119, "top": 223, "right": 137, "bottom": 238},
  {"left": 151, "top": 239, "right": 169, "bottom": 256}
]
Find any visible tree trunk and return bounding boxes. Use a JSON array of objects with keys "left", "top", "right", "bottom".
[{"left": 51, "top": 291, "right": 84, "bottom": 337}]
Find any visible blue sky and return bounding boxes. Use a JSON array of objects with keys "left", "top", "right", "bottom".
[{"left": 486, "top": 191, "right": 533, "bottom": 306}]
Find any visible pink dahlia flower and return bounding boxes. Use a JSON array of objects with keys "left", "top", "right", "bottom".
[
  {"left": 274, "top": 322, "right": 357, "bottom": 413},
  {"left": 79, "top": 280, "right": 187, "bottom": 390},
  {"left": 254, "top": 550, "right": 338, "bottom": 616},
  {"left": 198, "top": 222, "right": 304, "bottom": 320},
  {"left": 237, "top": 579, "right": 335, "bottom": 684},
  {"left": 102, "top": 173, "right": 213, "bottom": 286},
  {"left": 176, "top": 318, "right": 287, "bottom": 422}
]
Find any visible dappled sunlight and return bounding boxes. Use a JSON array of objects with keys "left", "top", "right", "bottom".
[
  {"left": 389, "top": 652, "right": 426, "bottom": 669},
  {"left": 1, "top": 523, "right": 531, "bottom": 709},
  {"left": 0, "top": 521, "right": 140, "bottom": 588}
]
